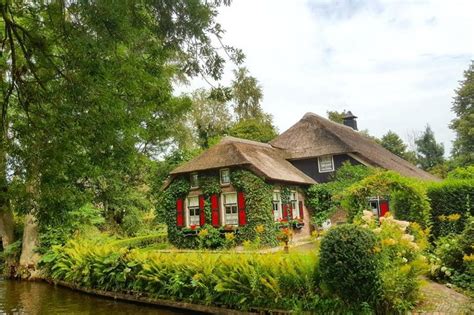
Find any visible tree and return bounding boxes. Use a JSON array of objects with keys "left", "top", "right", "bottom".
[
  {"left": 189, "top": 89, "right": 232, "bottom": 149},
  {"left": 380, "top": 131, "right": 407, "bottom": 157},
  {"left": 0, "top": 0, "right": 241, "bottom": 269},
  {"left": 228, "top": 116, "right": 278, "bottom": 143},
  {"left": 451, "top": 61, "right": 474, "bottom": 166},
  {"left": 415, "top": 125, "right": 445, "bottom": 170},
  {"left": 327, "top": 110, "right": 346, "bottom": 124},
  {"left": 231, "top": 67, "right": 264, "bottom": 121}
]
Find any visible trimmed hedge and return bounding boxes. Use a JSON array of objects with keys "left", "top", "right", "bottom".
[
  {"left": 427, "top": 179, "right": 474, "bottom": 239},
  {"left": 341, "top": 171, "right": 431, "bottom": 227}
]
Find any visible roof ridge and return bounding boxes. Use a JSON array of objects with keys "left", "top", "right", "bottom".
[{"left": 221, "top": 136, "right": 272, "bottom": 148}]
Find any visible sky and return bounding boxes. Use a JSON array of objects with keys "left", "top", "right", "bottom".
[{"left": 183, "top": 0, "right": 474, "bottom": 154}]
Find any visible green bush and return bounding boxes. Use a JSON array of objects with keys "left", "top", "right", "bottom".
[
  {"left": 429, "top": 218, "right": 474, "bottom": 291},
  {"left": 41, "top": 239, "right": 343, "bottom": 312},
  {"left": 306, "top": 163, "right": 375, "bottom": 226},
  {"left": 427, "top": 179, "right": 474, "bottom": 239},
  {"left": 447, "top": 166, "right": 474, "bottom": 180},
  {"left": 109, "top": 233, "right": 168, "bottom": 249},
  {"left": 319, "top": 224, "right": 381, "bottom": 308},
  {"left": 342, "top": 171, "right": 431, "bottom": 227}
]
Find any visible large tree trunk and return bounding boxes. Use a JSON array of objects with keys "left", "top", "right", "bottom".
[
  {"left": 18, "top": 165, "right": 41, "bottom": 279},
  {"left": 0, "top": 143, "right": 14, "bottom": 248}
]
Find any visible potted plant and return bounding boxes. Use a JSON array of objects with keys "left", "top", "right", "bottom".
[
  {"left": 277, "top": 228, "right": 293, "bottom": 253},
  {"left": 182, "top": 225, "right": 199, "bottom": 237}
]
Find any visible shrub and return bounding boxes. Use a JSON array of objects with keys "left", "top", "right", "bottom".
[
  {"left": 342, "top": 171, "right": 431, "bottom": 227},
  {"left": 427, "top": 179, "right": 474, "bottom": 239},
  {"left": 319, "top": 224, "right": 381, "bottom": 308},
  {"left": 429, "top": 218, "right": 474, "bottom": 291},
  {"left": 359, "top": 211, "right": 429, "bottom": 312},
  {"left": 447, "top": 166, "right": 474, "bottom": 180}
]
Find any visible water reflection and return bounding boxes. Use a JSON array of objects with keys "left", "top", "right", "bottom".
[{"left": 0, "top": 279, "right": 191, "bottom": 314}]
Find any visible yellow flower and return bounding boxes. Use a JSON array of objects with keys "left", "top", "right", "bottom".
[
  {"left": 225, "top": 233, "right": 235, "bottom": 241},
  {"left": 255, "top": 224, "right": 265, "bottom": 234},
  {"left": 446, "top": 213, "right": 461, "bottom": 222},
  {"left": 438, "top": 215, "right": 447, "bottom": 222},
  {"left": 381, "top": 238, "right": 397, "bottom": 246},
  {"left": 463, "top": 254, "right": 474, "bottom": 262},
  {"left": 198, "top": 229, "right": 209, "bottom": 238},
  {"left": 373, "top": 246, "right": 381, "bottom": 253}
]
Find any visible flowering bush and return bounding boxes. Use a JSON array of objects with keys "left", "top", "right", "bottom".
[
  {"left": 429, "top": 217, "right": 474, "bottom": 291},
  {"left": 359, "top": 211, "right": 429, "bottom": 312}
]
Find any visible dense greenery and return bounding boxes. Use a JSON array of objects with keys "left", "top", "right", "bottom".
[
  {"left": 319, "top": 224, "right": 381, "bottom": 307},
  {"left": 429, "top": 218, "right": 474, "bottom": 291},
  {"left": 306, "top": 163, "right": 376, "bottom": 225},
  {"left": 415, "top": 125, "right": 445, "bottom": 171},
  {"left": 41, "top": 239, "right": 341, "bottom": 312},
  {"left": 450, "top": 61, "right": 474, "bottom": 167},
  {"left": 427, "top": 179, "right": 474, "bottom": 239},
  {"left": 230, "top": 170, "right": 278, "bottom": 246},
  {"left": 342, "top": 171, "right": 431, "bottom": 227}
]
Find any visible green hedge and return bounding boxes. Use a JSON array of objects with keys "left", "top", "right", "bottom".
[
  {"left": 341, "top": 171, "right": 431, "bottom": 227},
  {"left": 427, "top": 179, "right": 474, "bottom": 239},
  {"left": 41, "top": 240, "right": 341, "bottom": 312},
  {"left": 109, "top": 233, "right": 168, "bottom": 249}
]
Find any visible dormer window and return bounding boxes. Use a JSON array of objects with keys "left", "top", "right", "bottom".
[
  {"left": 220, "top": 168, "right": 230, "bottom": 185},
  {"left": 318, "top": 155, "right": 334, "bottom": 173},
  {"left": 190, "top": 172, "right": 199, "bottom": 188}
]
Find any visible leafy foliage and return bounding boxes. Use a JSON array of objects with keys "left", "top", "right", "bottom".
[
  {"left": 319, "top": 224, "right": 381, "bottom": 308},
  {"left": 447, "top": 165, "right": 474, "bottom": 180},
  {"left": 429, "top": 218, "right": 474, "bottom": 291},
  {"left": 342, "top": 171, "right": 431, "bottom": 227},
  {"left": 228, "top": 117, "right": 278, "bottom": 143},
  {"left": 427, "top": 179, "right": 473, "bottom": 239},
  {"left": 230, "top": 170, "right": 278, "bottom": 246},
  {"left": 306, "top": 162, "right": 376, "bottom": 225},
  {"left": 415, "top": 125, "right": 445, "bottom": 171},
  {"left": 41, "top": 239, "right": 338, "bottom": 312},
  {"left": 450, "top": 61, "right": 474, "bottom": 167}
]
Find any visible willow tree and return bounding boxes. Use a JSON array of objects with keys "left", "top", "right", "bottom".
[{"left": 0, "top": 0, "right": 242, "bottom": 268}]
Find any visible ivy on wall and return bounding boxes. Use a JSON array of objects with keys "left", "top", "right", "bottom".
[
  {"left": 160, "top": 170, "right": 278, "bottom": 248},
  {"left": 231, "top": 170, "right": 278, "bottom": 246}
]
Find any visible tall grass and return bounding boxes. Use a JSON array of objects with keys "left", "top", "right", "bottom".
[{"left": 40, "top": 240, "right": 339, "bottom": 311}]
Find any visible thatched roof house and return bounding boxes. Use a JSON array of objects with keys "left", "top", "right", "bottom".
[{"left": 164, "top": 112, "right": 437, "bottom": 241}]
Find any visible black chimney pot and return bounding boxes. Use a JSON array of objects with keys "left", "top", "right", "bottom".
[{"left": 343, "top": 111, "right": 358, "bottom": 130}]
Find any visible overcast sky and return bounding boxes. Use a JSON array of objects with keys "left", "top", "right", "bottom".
[{"left": 184, "top": 0, "right": 474, "bottom": 154}]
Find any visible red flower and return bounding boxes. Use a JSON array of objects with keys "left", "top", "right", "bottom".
[{"left": 190, "top": 224, "right": 197, "bottom": 230}]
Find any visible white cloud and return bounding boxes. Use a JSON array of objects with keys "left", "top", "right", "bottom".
[{"left": 183, "top": 0, "right": 474, "bottom": 154}]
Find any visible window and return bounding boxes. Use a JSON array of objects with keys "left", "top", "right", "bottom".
[
  {"left": 187, "top": 196, "right": 200, "bottom": 226},
  {"left": 318, "top": 155, "right": 334, "bottom": 173},
  {"left": 220, "top": 168, "right": 230, "bottom": 185},
  {"left": 290, "top": 191, "right": 299, "bottom": 219},
  {"left": 272, "top": 191, "right": 282, "bottom": 221},
  {"left": 190, "top": 172, "right": 199, "bottom": 188},
  {"left": 223, "top": 193, "right": 238, "bottom": 225}
]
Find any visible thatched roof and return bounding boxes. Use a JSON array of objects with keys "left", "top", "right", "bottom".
[
  {"left": 170, "top": 137, "right": 316, "bottom": 185},
  {"left": 270, "top": 112, "right": 439, "bottom": 181}
]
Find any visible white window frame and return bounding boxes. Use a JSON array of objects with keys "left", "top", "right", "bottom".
[
  {"left": 221, "top": 192, "right": 238, "bottom": 226},
  {"left": 272, "top": 190, "right": 282, "bottom": 221},
  {"left": 318, "top": 155, "right": 335, "bottom": 173},
  {"left": 186, "top": 196, "right": 200, "bottom": 227},
  {"left": 220, "top": 168, "right": 230, "bottom": 185},
  {"left": 290, "top": 190, "right": 300, "bottom": 219},
  {"left": 190, "top": 172, "right": 199, "bottom": 189}
]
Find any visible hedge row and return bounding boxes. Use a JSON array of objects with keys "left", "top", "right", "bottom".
[{"left": 427, "top": 179, "right": 474, "bottom": 239}]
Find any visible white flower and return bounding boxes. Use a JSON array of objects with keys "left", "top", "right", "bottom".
[
  {"left": 402, "top": 234, "right": 415, "bottom": 242},
  {"left": 402, "top": 257, "right": 408, "bottom": 263}
]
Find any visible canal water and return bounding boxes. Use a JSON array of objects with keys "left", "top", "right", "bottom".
[{"left": 0, "top": 278, "right": 190, "bottom": 314}]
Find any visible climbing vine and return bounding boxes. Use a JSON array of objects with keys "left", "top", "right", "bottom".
[{"left": 231, "top": 170, "right": 278, "bottom": 246}]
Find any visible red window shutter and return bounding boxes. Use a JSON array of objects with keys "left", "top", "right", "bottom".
[
  {"left": 237, "top": 192, "right": 246, "bottom": 225},
  {"left": 176, "top": 198, "right": 184, "bottom": 227},
  {"left": 199, "top": 195, "right": 206, "bottom": 226},
  {"left": 282, "top": 204, "right": 288, "bottom": 220},
  {"left": 380, "top": 200, "right": 389, "bottom": 217},
  {"left": 299, "top": 201, "right": 304, "bottom": 219},
  {"left": 210, "top": 194, "right": 220, "bottom": 227}
]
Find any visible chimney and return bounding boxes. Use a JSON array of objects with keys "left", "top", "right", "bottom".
[{"left": 343, "top": 111, "right": 358, "bottom": 130}]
